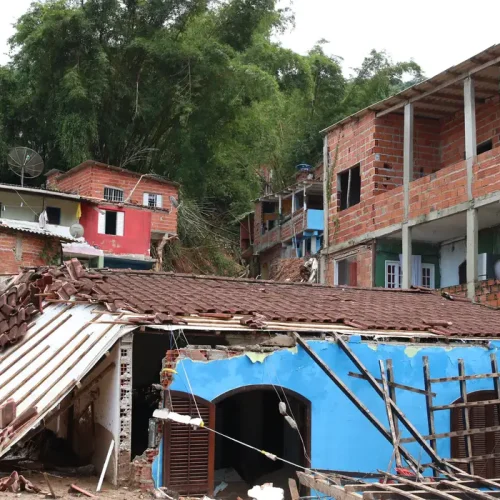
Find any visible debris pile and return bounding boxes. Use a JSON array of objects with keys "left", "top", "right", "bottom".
[{"left": 0, "top": 471, "right": 41, "bottom": 493}]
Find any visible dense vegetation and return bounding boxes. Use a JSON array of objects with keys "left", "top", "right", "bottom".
[{"left": 0, "top": 0, "right": 423, "bottom": 274}]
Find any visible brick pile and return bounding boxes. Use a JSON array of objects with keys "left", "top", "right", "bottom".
[{"left": 130, "top": 448, "right": 159, "bottom": 491}]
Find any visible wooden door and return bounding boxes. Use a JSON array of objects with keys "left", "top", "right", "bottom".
[
  {"left": 163, "top": 391, "right": 215, "bottom": 495},
  {"left": 451, "top": 390, "right": 500, "bottom": 478}
]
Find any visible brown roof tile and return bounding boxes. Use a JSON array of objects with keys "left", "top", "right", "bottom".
[{"left": 2, "top": 259, "right": 500, "bottom": 340}]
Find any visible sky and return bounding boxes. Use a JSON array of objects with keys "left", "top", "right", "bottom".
[{"left": 1, "top": 0, "right": 500, "bottom": 79}]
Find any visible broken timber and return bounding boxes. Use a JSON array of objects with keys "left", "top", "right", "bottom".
[
  {"left": 292, "top": 332, "right": 421, "bottom": 473},
  {"left": 332, "top": 332, "right": 455, "bottom": 474}
]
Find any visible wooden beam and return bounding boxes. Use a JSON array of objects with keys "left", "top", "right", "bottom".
[
  {"left": 376, "top": 54, "right": 500, "bottom": 117},
  {"left": 296, "top": 472, "right": 361, "bottom": 500},
  {"left": 458, "top": 359, "right": 474, "bottom": 474},
  {"left": 432, "top": 398, "right": 500, "bottom": 411},
  {"left": 491, "top": 354, "right": 500, "bottom": 435},
  {"left": 288, "top": 479, "right": 299, "bottom": 500},
  {"left": 366, "top": 483, "right": 422, "bottom": 500},
  {"left": 293, "top": 333, "right": 420, "bottom": 472},
  {"left": 376, "top": 472, "right": 458, "bottom": 500},
  {"left": 430, "top": 372, "right": 500, "bottom": 383},
  {"left": 454, "top": 471, "right": 500, "bottom": 491},
  {"left": 348, "top": 371, "right": 436, "bottom": 396},
  {"left": 422, "top": 356, "right": 438, "bottom": 477},
  {"left": 379, "top": 360, "right": 402, "bottom": 467},
  {"left": 333, "top": 333, "right": 446, "bottom": 472},
  {"left": 440, "top": 480, "right": 499, "bottom": 500},
  {"left": 447, "top": 452, "right": 500, "bottom": 464},
  {"left": 400, "top": 423, "right": 500, "bottom": 443}
]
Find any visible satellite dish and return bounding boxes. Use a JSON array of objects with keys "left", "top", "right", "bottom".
[
  {"left": 7, "top": 147, "right": 44, "bottom": 186},
  {"left": 70, "top": 223, "right": 84, "bottom": 239}
]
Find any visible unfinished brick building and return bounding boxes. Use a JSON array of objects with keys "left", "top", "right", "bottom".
[{"left": 321, "top": 44, "right": 500, "bottom": 301}]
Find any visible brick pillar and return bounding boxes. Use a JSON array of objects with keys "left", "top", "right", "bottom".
[{"left": 118, "top": 334, "right": 133, "bottom": 484}]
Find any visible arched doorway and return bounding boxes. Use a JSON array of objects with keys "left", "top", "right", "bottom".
[
  {"left": 162, "top": 387, "right": 311, "bottom": 498},
  {"left": 450, "top": 390, "right": 500, "bottom": 478},
  {"left": 213, "top": 386, "right": 311, "bottom": 499}
]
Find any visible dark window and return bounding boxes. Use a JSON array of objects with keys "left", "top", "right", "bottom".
[
  {"left": 463, "top": 139, "right": 494, "bottom": 159},
  {"left": 105, "top": 210, "right": 117, "bottom": 235},
  {"left": 307, "top": 194, "right": 323, "bottom": 210},
  {"left": 338, "top": 164, "right": 361, "bottom": 211},
  {"left": 46, "top": 207, "right": 61, "bottom": 225},
  {"left": 451, "top": 390, "right": 500, "bottom": 478},
  {"left": 337, "top": 256, "right": 357, "bottom": 286},
  {"left": 477, "top": 139, "right": 493, "bottom": 156}
]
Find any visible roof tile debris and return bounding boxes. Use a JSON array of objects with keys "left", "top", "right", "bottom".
[{"left": 0, "top": 259, "right": 499, "bottom": 338}]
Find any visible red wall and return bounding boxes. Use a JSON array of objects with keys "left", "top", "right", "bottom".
[
  {"left": 0, "top": 231, "right": 57, "bottom": 273},
  {"left": 47, "top": 161, "right": 178, "bottom": 234},
  {"left": 80, "top": 203, "right": 152, "bottom": 256}
]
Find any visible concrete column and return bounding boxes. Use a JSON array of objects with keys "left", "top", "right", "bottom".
[
  {"left": 402, "top": 103, "right": 414, "bottom": 289},
  {"left": 464, "top": 77, "right": 478, "bottom": 300},
  {"left": 403, "top": 103, "right": 414, "bottom": 218},
  {"left": 402, "top": 224, "right": 412, "bottom": 289}
]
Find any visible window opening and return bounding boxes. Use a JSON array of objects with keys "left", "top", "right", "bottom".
[
  {"left": 338, "top": 164, "right": 361, "bottom": 211},
  {"left": 104, "top": 187, "right": 124, "bottom": 203},
  {"left": 105, "top": 210, "right": 117, "bottom": 235},
  {"left": 46, "top": 206, "right": 61, "bottom": 225},
  {"left": 336, "top": 256, "right": 358, "bottom": 286}
]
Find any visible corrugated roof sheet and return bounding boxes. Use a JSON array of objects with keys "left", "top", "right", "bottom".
[
  {"left": 0, "top": 219, "right": 82, "bottom": 241},
  {"left": 0, "top": 302, "right": 135, "bottom": 456}
]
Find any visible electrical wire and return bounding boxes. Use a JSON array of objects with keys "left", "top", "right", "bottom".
[{"left": 168, "top": 326, "right": 202, "bottom": 419}]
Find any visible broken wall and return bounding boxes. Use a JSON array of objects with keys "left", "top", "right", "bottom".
[{"left": 161, "top": 337, "right": 500, "bottom": 478}]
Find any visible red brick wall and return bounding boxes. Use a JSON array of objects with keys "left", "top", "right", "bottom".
[
  {"left": 0, "top": 231, "right": 58, "bottom": 273},
  {"left": 441, "top": 280, "right": 500, "bottom": 308},
  {"left": 47, "top": 161, "right": 178, "bottom": 234},
  {"left": 440, "top": 95, "right": 500, "bottom": 168},
  {"left": 326, "top": 97, "right": 500, "bottom": 250},
  {"left": 329, "top": 245, "right": 373, "bottom": 287}
]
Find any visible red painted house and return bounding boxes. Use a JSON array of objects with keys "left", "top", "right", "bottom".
[{"left": 47, "top": 161, "right": 179, "bottom": 269}]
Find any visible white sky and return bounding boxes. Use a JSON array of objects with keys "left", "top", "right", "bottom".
[{"left": 1, "top": 0, "right": 500, "bottom": 79}]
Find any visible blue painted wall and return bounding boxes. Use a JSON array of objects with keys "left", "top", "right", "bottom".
[
  {"left": 158, "top": 338, "right": 499, "bottom": 481},
  {"left": 306, "top": 209, "right": 324, "bottom": 231}
]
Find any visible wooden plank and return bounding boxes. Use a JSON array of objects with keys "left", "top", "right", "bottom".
[
  {"left": 458, "top": 360, "right": 474, "bottom": 474},
  {"left": 440, "top": 480, "right": 498, "bottom": 500},
  {"left": 454, "top": 472, "right": 500, "bottom": 491},
  {"left": 422, "top": 356, "right": 438, "bottom": 477},
  {"left": 377, "top": 472, "right": 458, "bottom": 500},
  {"left": 348, "top": 371, "right": 435, "bottom": 396},
  {"left": 376, "top": 54, "right": 500, "bottom": 117},
  {"left": 447, "top": 452, "right": 500, "bottom": 464},
  {"left": 432, "top": 398, "right": 500, "bottom": 411},
  {"left": 366, "top": 482, "right": 423, "bottom": 500},
  {"left": 430, "top": 373, "right": 500, "bottom": 384},
  {"left": 400, "top": 424, "right": 500, "bottom": 443},
  {"left": 333, "top": 333, "right": 445, "bottom": 473},
  {"left": 288, "top": 479, "right": 300, "bottom": 500},
  {"left": 296, "top": 472, "right": 361, "bottom": 500},
  {"left": 293, "top": 333, "right": 420, "bottom": 472},
  {"left": 491, "top": 354, "right": 500, "bottom": 443},
  {"left": 379, "top": 360, "right": 402, "bottom": 467},
  {"left": 363, "top": 491, "right": 500, "bottom": 500}
]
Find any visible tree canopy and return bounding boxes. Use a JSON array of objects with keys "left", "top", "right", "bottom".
[{"left": 0, "top": 0, "right": 423, "bottom": 273}]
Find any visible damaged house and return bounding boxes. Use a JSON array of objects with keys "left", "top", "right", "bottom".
[{"left": 2, "top": 260, "right": 500, "bottom": 496}]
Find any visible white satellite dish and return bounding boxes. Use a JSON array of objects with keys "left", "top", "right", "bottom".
[{"left": 70, "top": 223, "right": 84, "bottom": 239}]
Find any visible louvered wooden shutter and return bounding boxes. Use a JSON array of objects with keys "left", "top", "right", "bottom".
[
  {"left": 451, "top": 390, "right": 500, "bottom": 478},
  {"left": 163, "top": 391, "right": 215, "bottom": 495}
]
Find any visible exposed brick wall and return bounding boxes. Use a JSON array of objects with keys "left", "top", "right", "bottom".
[
  {"left": 0, "top": 231, "right": 59, "bottom": 273},
  {"left": 47, "top": 161, "right": 178, "bottom": 235},
  {"left": 326, "top": 96, "right": 500, "bottom": 250},
  {"left": 130, "top": 448, "right": 158, "bottom": 491},
  {"left": 440, "top": 95, "right": 500, "bottom": 168},
  {"left": 259, "top": 245, "right": 282, "bottom": 279},
  {"left": 329, "top": 244, "right": 373, "bottom": 287},
  {"left": 441, "top": 279, "right": 500, "bottom": 308}
]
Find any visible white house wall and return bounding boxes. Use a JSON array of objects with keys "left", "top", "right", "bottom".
[
  {"left": 440, "top": 239, "right": 466, "bottom": 287},
  {"left": 0, "top": 191, "right": 80, "bottom": 226}
]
